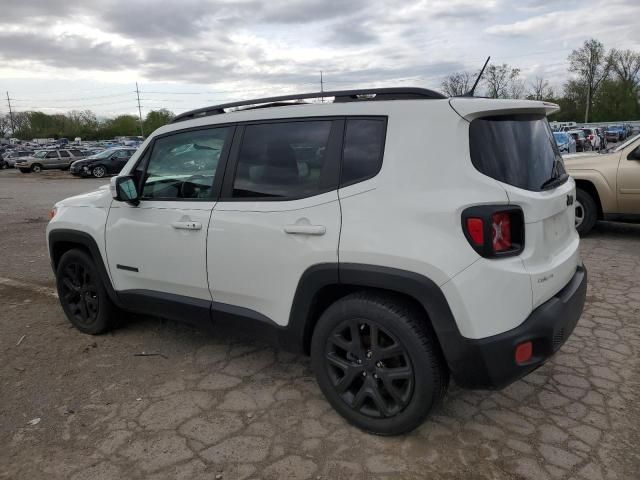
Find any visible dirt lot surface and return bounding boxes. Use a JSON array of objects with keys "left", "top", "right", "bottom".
[{"left": 1, "top": 168, "right": 639, "bottom": 480}]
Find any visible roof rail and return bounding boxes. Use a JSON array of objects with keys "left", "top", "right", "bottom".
[{"left": 170, "top": 87, "right": 445, "bottom": 123}]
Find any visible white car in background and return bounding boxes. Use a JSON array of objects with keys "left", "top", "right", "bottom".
[{"left": 581, "top": 128, "right": 602, "bottom": 151}]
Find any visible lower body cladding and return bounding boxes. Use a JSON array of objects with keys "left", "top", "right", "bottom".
[
  {"left": 443, "top": 266, "right": 587, "bottom": 389},
  {"left": 114, "top": 265, "right": 587, "bottom": 391}
]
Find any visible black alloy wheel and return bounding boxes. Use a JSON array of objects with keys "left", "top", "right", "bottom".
[
  {"left": 59, "top": 261, "right": 100, "bottom": 327},
  {"left": 56, "top": 249, "right": 118, "bottom": 334},
  {"left": 325, "top": 318, "right": 414, "bottom": 418},
  {"left": 311, "top": 292, "right": 448, "bottom": 435}
]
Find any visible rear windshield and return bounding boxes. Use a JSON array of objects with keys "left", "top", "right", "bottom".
[{"left": 469, "top": 114, "right": 565, "bottom": 192}]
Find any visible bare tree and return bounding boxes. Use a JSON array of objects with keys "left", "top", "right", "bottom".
[
  {"left": 528, "top": 76, "right": 554, "bottom": 100},
  {"left": 441, "top": 71, "right": 472, "bottom": 97},
  {"left": 483, "top": 64, "right": 523, "bottom": 99},
  {"left": 608, "top": 48, "right": 640, "bottom": 88},
  {"left": 568, "top": 38, "right": 610, "bottom": 123},
  {"left": 0, "top": 115, "right": 11, "bottom": 138},
  {"left": 509, "top": 72, "right": 525, "bottom": 99}
]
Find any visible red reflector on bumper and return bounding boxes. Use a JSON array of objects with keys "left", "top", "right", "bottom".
[{"left": 515, "top": 341, "right": 533, "bottom": 364}]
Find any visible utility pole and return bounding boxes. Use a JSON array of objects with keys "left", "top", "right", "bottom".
[
  {"left": 320, "top": 71, "right": 324, "bottom": 103},
  {"left": 6, "top": 91, "right": 15, "bottom": 135},
  {"left": 135, "top": 82, "right": 144, "bottom": 137}
]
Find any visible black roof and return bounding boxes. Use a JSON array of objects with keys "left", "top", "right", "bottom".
[{"left": 171, "top": 87, "right": 445, "bottom": 123}]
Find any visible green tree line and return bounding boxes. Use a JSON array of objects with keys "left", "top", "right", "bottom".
[
  {"left": 441, "top": 38, "right": 640, "bottom": 123},
  {"left": 0, "top": 108, "right": 174, "bottom": 140}
]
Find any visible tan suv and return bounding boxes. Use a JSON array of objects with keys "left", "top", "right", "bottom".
[
  {"left": 565, "top": 134, "right": 640, "bottom": 234},
  {"left": 16, "top": 149, "right": 86, "bottom": 173}
]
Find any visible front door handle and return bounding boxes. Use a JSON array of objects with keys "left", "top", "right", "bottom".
[
  {"left": 284, "top": 225, "right": 326, "bottom": 235},
  {"left": 172, "top": 221, "right": 202, "bottom": 230}
]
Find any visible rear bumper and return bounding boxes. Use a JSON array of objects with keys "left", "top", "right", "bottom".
[{"left": 449, "top": 265, "right": 587, "bottom": 389}]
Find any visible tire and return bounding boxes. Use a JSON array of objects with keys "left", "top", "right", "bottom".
[
  {"left": 56, "top": 249, "right": 119, "bottom": 334},
  {"left": 92, "top": 165, "right": 106, "bottom": 178},
  {"left": 575, "top": 188, "right": 598, "bottom": 236},
  {"left": 19, "top": 168, "right": 30, "bottom": 173},
  {"left": 311, "top": 292, "right": 448, "bottom": 435},
  {"left": 31, "top": 163, "right": 42, "bottom": 173}
]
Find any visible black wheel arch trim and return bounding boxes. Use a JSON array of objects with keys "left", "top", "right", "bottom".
[
  {"left": 46, "top": 235, "right": 466, "bottom": 380},
  {"left": 284, "top": 263, "right": 465, "bottom": 369},
  {"left": 48, "top": 229, "right": 121, "bottom": 307}
]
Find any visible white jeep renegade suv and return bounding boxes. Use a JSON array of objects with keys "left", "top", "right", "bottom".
[{"left": 47, "top": 88, "right": 587, "bottom": 435}]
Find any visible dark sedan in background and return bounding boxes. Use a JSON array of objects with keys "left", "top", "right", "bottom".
[{"left": 70, "top": 147, "right": 137, "bottom": 178}]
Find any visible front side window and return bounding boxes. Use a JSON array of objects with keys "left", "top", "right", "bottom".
[
  {"left": 141, "top": 127, "right": 230, "bottom": 200},
  {"left": 341, "top": 118, "right": 386, "bottom": 186},
  {"left": 46, "top": 151, "right": 58, "bottom": 158},
  {"left": 232, "top": 121, "right": 332, "bottom": 198}
]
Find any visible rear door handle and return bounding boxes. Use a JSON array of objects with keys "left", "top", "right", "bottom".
[
  {"left": 283, "top": 225, "right": 326, "bottom": 235},
  {"left": 172, "top": 221, "right": 202, "bottom": 230}
]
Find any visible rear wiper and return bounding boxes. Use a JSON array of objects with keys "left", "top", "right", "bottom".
[{"left": 540, "top": 173, "right": 569, "bottom": 191}]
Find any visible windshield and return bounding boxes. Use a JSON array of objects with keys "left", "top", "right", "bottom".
[
  {"left": 33, "top": 151, "right": 47, "bottom": 158},
  {"left": 469, "top": 114, "right": 565, "bottom": 192},
  {"left": 91, "top": 149, "right": 116, "bottom": 159}
]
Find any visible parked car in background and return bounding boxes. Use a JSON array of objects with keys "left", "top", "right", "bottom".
[
  {"left": 553, "top": 131, "right": 576, "bottom": 154},
  {"left": 581, "top": 128, "right": 601, "bottom": 151},
  {"left": 568, "top": 130, "right": 591, "bottom": 152},
  {"left": 70, "top": 147, "right": 137, "bottom": 178},
  {"left": 595, "top": 127, "right": 607, "bottom": 149},
  {"left": 15, "top": 149, "right": 86, "bottom": 173},
  {"left": 565, "top": 134, "right": 640, "bottom": 235},
  {"left": 606, "top": 125, "right": 625, "bottom": 142},
  {"left": 2, "top": 150, "right": 33, "bottom": 168}
]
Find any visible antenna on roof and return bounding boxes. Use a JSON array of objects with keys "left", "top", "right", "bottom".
[{"left": 464, "top": 56, "right": 490, "bottom": 97}]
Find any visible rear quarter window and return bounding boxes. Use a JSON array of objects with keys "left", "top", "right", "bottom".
[
  {"left": 340, "top": 118, "right": 387, "bottom": 187},
  {"left": 469, "top": 114, "right": 564, "bottom": 192}
]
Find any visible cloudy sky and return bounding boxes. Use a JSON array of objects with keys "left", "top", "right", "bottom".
[{"left": 1, "top": 0, "right": 638, "bottom": 117}]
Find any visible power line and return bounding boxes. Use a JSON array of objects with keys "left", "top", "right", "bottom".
[
  {"left": 11, "top": 91, "right": 133, "bottom": 103},
  {"left": 11, "top": 98, "right": 136, "bottom": 109}
]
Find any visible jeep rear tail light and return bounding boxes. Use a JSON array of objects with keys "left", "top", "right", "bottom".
[
  {"left": 462, "top": 206, "right": 524, "bottom": 258},
  {"left": 491, "top": 212, "right": 512, "bottom": 252},
  {"left": 465, "top": 218, "right": 484, "bottom": 245}
]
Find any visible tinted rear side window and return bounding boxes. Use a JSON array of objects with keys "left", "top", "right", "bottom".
[
  {"left": 341, "top": 118, "right": 386, "bottom": 186},
  {"left": 469, "top": 114, "right": 564, "bottom": 192},
  {"left": 232, "top": 121, "right": 333, "bottom": 199}
]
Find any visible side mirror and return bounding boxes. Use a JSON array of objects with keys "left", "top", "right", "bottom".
[{"left": 111, "top": 176, "right": 140, "bottom": 205}]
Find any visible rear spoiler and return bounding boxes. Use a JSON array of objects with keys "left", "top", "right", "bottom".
[{"left": 449, "top": 98, "right": 560, "bottom": 122}]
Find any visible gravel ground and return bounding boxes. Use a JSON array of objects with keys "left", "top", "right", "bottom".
[{"left": 1, "top": 168, "right": 639, "bottom": 480}]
